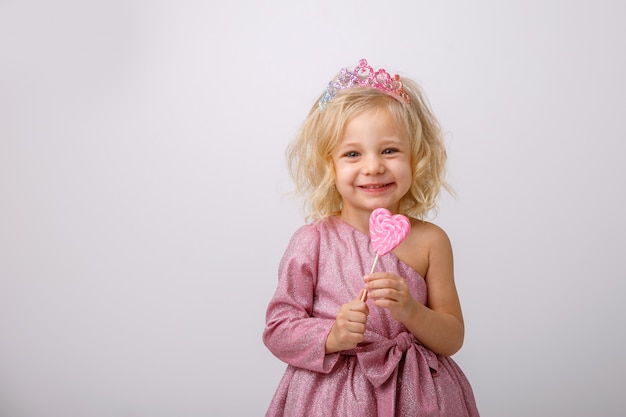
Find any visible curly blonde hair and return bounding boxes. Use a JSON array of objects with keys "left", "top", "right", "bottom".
[{"left": 287, "top": 76, "right": 450, "bottom": 221}]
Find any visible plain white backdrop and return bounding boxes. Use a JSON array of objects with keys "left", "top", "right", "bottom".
[{"left": 1, "top": 1, "right": 625, "bottom": 416}]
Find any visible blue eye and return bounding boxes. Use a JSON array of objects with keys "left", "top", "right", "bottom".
[
  {"left": 344, "top": 151, "right": 360, "bottom": 158},
  {"left": 383, "top": 148, "right": 398, "bottom": 155}
]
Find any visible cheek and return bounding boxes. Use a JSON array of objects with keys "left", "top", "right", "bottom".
[
  {"left": 397, "top": 163, "right": 413, "bottom": 189},
  {"left": 404, "top": 164, "right": 413, "bottom": 179},
  {"left": 333, "top": 163, "right": 352, "bottom": 181}
]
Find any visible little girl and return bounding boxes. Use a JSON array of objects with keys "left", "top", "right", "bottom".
[{"left": 263, "top": 59, "right": 479, "bottom": 417}]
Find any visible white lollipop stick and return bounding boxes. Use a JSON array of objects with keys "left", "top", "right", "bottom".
[{"left": 360, "top": 254, "right": 379, "bottom": 301}]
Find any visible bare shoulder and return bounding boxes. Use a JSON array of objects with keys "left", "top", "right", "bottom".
[
  {"left": 393, "top": 219, "right": 449, "bottom": 277},
  {"left": 408, "top": 219, "right": 451, "bottom": 250}
]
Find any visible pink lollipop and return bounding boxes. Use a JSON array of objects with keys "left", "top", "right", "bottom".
[
  {"left": 361, "top": 208, "right": 411, "bottom": 301},
  {"left": 370, "top": 208, "right": 411, "bottom": 257}
]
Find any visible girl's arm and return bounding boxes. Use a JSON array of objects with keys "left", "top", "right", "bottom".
[
  {"left": 364, "top": 223, "right": 465, "bottom": 356},
  {"left": 263, "top": 225, "right": 341, "bottom": 373}
]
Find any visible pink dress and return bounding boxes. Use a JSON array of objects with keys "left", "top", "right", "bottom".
[{"left": 263, "top": 216, "right": 479, "bottom": 417}]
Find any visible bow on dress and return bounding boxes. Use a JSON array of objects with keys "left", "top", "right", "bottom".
[{"left": 354, "top": 332, "right": 442, "bottom": 416}]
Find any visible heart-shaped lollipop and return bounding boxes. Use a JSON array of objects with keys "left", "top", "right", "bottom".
[
  {"left": 369, "top": 208, "right": 411, "bottom": 257},
  {"left": 361, "top": 208, "right": 411, "bottom": 301}
]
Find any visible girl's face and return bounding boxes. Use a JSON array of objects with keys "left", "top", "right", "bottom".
[{"left": 332, "top": 107, "right": 412, "bottom": 221}]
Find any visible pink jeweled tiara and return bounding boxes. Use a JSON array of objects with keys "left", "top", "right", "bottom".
[{"left": 318, "top": 58, "right": 411, "bottom": 110}]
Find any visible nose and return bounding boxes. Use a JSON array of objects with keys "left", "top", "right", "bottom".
[{"left": 361, "top": 154, "right": 385, "bottom": 175}]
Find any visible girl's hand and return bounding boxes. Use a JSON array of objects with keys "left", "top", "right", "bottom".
[
  {"left": 364, "top": 272, "right": 418, "bottom": 324},
  {"left": 325, "top": 289, "right": 369, "bottom": 354}
]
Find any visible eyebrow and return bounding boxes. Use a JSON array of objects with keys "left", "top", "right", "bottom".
[
  {"left": 339, "top": 134, "right": 405, "bottom": 145},
  {"left": 379, "top": 136, "right": 405, "bottom": 146},
  {"left": 335, "top": 139, "right": 360, "bottom": 148}
]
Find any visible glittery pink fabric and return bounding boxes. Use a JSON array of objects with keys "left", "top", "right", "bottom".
[{"left": 263, "top": 216, "right": 480, "bottom": 416}]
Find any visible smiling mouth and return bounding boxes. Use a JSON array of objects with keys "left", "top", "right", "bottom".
[{"left": 359, "top": 183, "right": 392, "bottom": 189}]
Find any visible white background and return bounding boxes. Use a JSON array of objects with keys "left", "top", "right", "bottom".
[{"left": 1, "top": 1, "right": 625, "bottom": 416}]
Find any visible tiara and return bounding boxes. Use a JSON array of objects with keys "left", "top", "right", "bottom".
[{"left": 318, "top": 59, "right": 411, "bottom": 110}]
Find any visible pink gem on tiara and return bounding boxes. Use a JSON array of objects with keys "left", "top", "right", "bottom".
[{"left": 318, "top": 59, "right": 411, "bottom": 109}]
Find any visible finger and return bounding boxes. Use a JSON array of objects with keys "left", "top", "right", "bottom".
[
  {"left": 349, "top": 310, "right": 368, "bottom": 324},
  {"left": 368, "top": 276, "right": 405, "bottom": 291},
  {"left": 345, "top": 321, "right": 366, "bottom": 334},
  {"left": 369, "top": 288, "right": 401, "bottom": 302},
  {"left": 364, "top": 272, "right": 393, "bottom": 281}
]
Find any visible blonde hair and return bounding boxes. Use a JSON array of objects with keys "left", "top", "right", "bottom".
[{"left": 287, "top": 76, "right": 450, "bottom": 221}]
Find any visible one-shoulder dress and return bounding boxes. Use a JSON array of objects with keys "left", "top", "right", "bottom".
[{"left": 263, "top": 216, "right": 479, "bottom": 417}]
